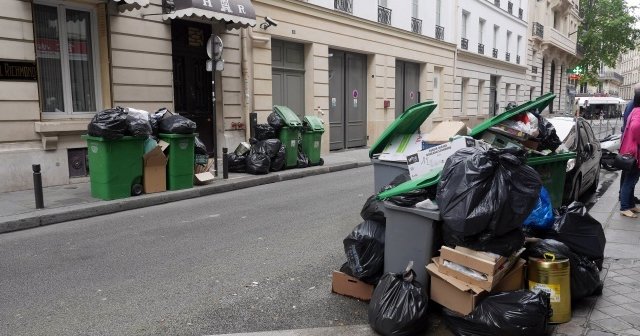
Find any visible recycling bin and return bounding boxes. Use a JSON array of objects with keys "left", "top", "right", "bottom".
[
  {"left": 158, "top": 133, "right": 195, "bottom": 190},
  {"left": 382, "top": 201, "right": 441, "bottom": 290},
  {"left": 273, "top": 105, "right": 303, "bottom": 168},
  {"left": 527, "top": 153, "right": 576, "bottom": 208},
  {"left": 301, "top": 116, "right": 325, "bottom": 166},
  {"left": 369, "top": 101, "right": 437, "bottom": 192},
  {"left": 82, "top": 135, "right": 145, "bottom": 200}
]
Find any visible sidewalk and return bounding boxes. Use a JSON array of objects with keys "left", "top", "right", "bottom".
[{"left": 0, "top": 148, "right": 372, "bottom": 234}]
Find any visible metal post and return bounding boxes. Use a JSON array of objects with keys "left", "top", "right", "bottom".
[
  {"left": 222, "top": 147, "right": 229, "bottom": 179},
  {"left": 210, "top": 30, "right": 218, "bottom": 177},
  {"left": 249, "top": 112, "right": 258, "bottom": 139},
  {"left": 32, "top": 164, "right": 44, "bottom": 209}
]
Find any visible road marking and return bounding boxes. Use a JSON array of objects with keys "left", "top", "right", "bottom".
[{"left": 207, "top": 324, "right": 376, "bottom": 336}]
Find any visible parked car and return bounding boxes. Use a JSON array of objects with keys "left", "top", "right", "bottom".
[{"left": 547, "top": 117, "right": 602, "bottom": 204}]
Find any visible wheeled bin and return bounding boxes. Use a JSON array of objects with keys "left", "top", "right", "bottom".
[
  {"left": 301, "top": 116, "right": 325, "bottom": 166},
  {"left": 82, "top": 135, "right": 145, "bottom": 200},
  {"left": 158, "top": 133, "right": 195, "bottom": 190},
  {"left": 273, "top": 105, "right": 303, "bottom": 168}
]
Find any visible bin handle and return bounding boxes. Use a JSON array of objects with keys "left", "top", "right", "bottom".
[{"left": 543, "top": 252, "right": 556, "bottom": 262}]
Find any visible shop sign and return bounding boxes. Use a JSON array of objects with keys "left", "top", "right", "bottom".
[{"left": 0, "top": 60, "right": 37, "bottom": 81}]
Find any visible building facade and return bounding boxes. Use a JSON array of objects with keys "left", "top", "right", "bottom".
[{"left": 620, "top": 49, "right": 640, "bottom": 100}]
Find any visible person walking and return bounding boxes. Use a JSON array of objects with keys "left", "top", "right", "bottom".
[{"left": 619, "top": 87, "right": 640, "bottom": 217}]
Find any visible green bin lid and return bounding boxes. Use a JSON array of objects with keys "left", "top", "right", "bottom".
[
  {"left": 469, "top": 92, "right": 556, "bottom": 138},
  {"left": 377, "top": 168, "right": 441, "bottom": 200},
  {"left": 369, "top": 101, "right": 438, "bottom": 158},
  {"left": 81, "top": 135, "right": 146, "bottom": 141},
  {"left": 303, "top": 116, "right": 324, "bottom": 132},
  {"left": 273, "top": 105, "right": 303, "bottom": 127},
  {"left": 158, "top": 133, "right": 197, "bottom": 138}
]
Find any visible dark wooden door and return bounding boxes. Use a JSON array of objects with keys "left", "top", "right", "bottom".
[{"left": 171, "top": 20, "right": 213, "bottom": 153}]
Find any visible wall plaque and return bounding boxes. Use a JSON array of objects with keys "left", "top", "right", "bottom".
[{"left": 0, "top": 60, "right": 37, "bottom": 81}]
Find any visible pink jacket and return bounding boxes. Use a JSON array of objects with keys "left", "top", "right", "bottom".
[{"left": 620, "top": 107, "right": 640, "bottom": 167}]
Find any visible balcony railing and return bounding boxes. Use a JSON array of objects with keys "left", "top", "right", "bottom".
[
  {"left": 378, "top": 5, "right": 391, "bottom": 25},
  {"left": 516, "top": 55, "right": 520, "bottom": 64},
  {"left": 461, "top": 37, "right": 468, "bottom": 50},
  {"left": 492, "top": 48, "right": 498, "bottom": 58},
  {"left": 532, "top": 65, "right": 538, "bottom": 74},
  {"left": 494, "top": 0, "right": 500, "bottom": 7},
  {"left": 533, "top": 22, "right": 544, "bottom": 38},
  {"left": 334, "top": 0, "right": 352, "bottom": 13},
  {"left": 508, "top": 1, "right": 513, "bottom": 14},
  {"left": 435, "top": 25, "right": 444, "bottom": 40},
  {"left": 506, "top": 52, "right": 510, "bottom": 62},
  {"left": 411, "top": 17, "right": 422, "bottom": 34},
  {"left": 599, "top": 71, "right": 624, "bottom": 83},
  {"left": 518, "top": 8, "right": 523, "bottom": 19},
  {"left": 478, "top": 43, "right": 484, "bottom": 54}
]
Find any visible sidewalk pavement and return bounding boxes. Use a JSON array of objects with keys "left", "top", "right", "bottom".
[{"left": 0, "top": 148, "right": 372, "bottom": 234}]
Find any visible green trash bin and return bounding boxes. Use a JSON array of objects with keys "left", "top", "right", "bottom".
[
  {"left": 273, "top": 105, "right": 303, "bottom": 168},
  {"left": 527, "top": 152, "right": 576, "bottom": 208},
  {"left": 82, "top": 135, "right": 145, "bottom": 200},
  {"left": 301, "top": 116, "right": 325, "bottom": 166},
  {"left": 158, "top": 133, "right": 195, "bottom": 190}
]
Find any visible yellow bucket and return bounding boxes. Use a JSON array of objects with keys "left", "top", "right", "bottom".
[{"left": 528, "top": 253, "right": 571, "bottom": 324}]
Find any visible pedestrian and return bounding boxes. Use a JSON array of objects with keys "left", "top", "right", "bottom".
[
  {"left": 619, "top": 86, "right": 640, "bottom": 218},
  {"left": 619, "top": 84, "right": 640, "bottom": 206}
]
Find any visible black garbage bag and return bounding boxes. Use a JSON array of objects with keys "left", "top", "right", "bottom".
[
  {"left": 159, "top": 115, "right": 197, "bottom": 134},
  {"left": 368, "top": 268, "right": 428, "bottom": 336},
  {"left": 270, "top": 145, "right": 286, "bottom": 172},
  {"left": 436, "top": 147, "right": 542, "bottom": 256},
  {"left": 442, "top": 290, "right": 551, "bottom": 336},
  {"left": 255, "top": 124, "right": 276, "bottom": 140},
  {"left": 339, "top": 261, "right": 354, "bottom": 277},
  {"left": 88, "top": 107, "right": 128, "bottom": 140},
  {"left": 361, "top": 195, "right": 386, "bottom": 223},
  {"left": 267, "top": 112, "right": 285, "bottom": 132},
  {"left": 149, "top": 108, "right": 170, "bottom": 135},
  {"left": 263, "top": 139, "right": 282, "bottom": 158},
  {"left": 125, "top": 111, "right": 152, "bottom": 137},
  {"left": 381, "top": 173, "right": 436, "bottom": 207},
  {"left": 545, "top": 202, "right": 606, "bottom": 262},
  {"left": 527, "top": 239, "right": 602, "bottom": 300},
  {"left": 245, "top": 152, "right": 271, "bottom": 175},
  {"left": 228, "top": 153, "right": 246, "bottom": 173},
  {"left": 194, "top": 137, "right": 208, "bottom": 155},
  {"left": 532, "top": 111, "right": 562, "bottom": 152},
  {"left": 297, "top": 149, "right": 310, "bottom": 168},
  {"left": 343, "top": 220, "right": 385, "bottom": 284},
  {"left": 445, "top": 227, "right": 526, "bottom": 258}
]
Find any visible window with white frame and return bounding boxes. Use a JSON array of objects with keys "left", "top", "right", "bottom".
[
  {"left": 506, "top": 31, "right": 511, "bottom": 53},
  {"left": 378, "top": 0, "right": 387, "bottom": 7},
  {"left": 493, "top": 25, "right": 499, "bottom": 49},
  {"left": 33, "top": 2, "right": 101, "bottom": 114},
  {"left": 436, "top": 0, "right": 442, "bottom": 26},
  {"left": 517, "top": 35, "right": 522, "bottom": 56},
  {"left": 479, "top": 18, "right": 485, "bottom": 44},
  {"left": 462, "top": 11, "right": 469, "bottom": 38},
  {"left": 411, "top": 0, "right": 418, "bottom": 18}
]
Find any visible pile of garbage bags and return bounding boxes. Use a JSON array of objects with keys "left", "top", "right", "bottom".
[{"left": 88, "top": 107, "right": 197, "bottom": 140}]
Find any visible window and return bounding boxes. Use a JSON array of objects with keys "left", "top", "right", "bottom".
[
  {"left": 462, "top": 11, "right": 469, "bottom": 38},
  {"left": 493, "top": 25, "right": 499, "bottom": 49},
  {"left": 34, "top": 2, "right": 101, "bottom": 114},
  {"left": 436, "top": 0, "right": 442, "bottom": 26},
  {"left": 553, "top": 11, "right": 561, "bottom": 30},
  {"left": 461, "top": 78, "right": 469, "bottom": 112},
  {"left": 478, "top": 80, "right": 485, "bottom": 112},
  {"left": 411, "top": 0, "right": 418, "bottom": 18},
  {"left": 517, "top": 35, "right": 522, "bottom": 55},
  {"left": 479, "top": 18, "right": 485, "bottom": 44},
  {"left": 515, "top": 84, "right": 520, "bottom": 104},
  {"left": 506, "top": 31, "right": 511, "bottom": 52},
  {"left": 378, "top": 0, "right": 387, "bottom": 6}
]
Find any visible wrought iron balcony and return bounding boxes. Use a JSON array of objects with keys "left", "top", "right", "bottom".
[
  {"left": 516, "top": 55, "right": 520, "bottom": 64},
  {"left": 435, "top": 25, "right": 444, "bottom": 40},
  {"left": 506, "top": 52, "right": 510, "bottom": 62},
  {"left": 533, "top": 22, "right": 544, "bottom": 38},
  {"left": 599, "top": 71, "right": 624, "bottom": 83},
  {"left": 518, "top": 8, "right": 523, "bottom": 19},
  {"left": 461, "top": 37, "right": 468, "bottom": 50},
  {"left": 532, "top": 65, "right": 538, "bottom": 74},
  {"left": 478, "top": 43, "right": 484, "bottom": 54},
  {"left": 508, "top": 1, "right": 513, "bottom": 14},
  {"left": 492, "top": 48, "right": 498, "bottom": 58},
  {"left": 334, "top": 0, "right": 352, "bottom": 13},
  {"left": 494, "top": 0, "right": 500, "bottom": 7},
  {"left": 411, "top": 17, "right": 422, "bottom": 34},
  {"left": 378, "top": 5, "right": 391, "bottom": 25}
]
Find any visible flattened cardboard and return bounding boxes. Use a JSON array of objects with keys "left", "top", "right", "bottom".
[
  {"left": 407, "top": 136, "right": 489, "bottom": 180},
  {"left": 331, "top": 271, "right": 374, "bottom": 301},
  {"left": 194, "top": 172, "right": 214, "bottom": 185},
  {"left": 425, "top": 121, "right": 467, "bottom": 144},
  {"left": 440, "top": 246, "right": 507, "bottom": 275},
  {"left": 158, "top": 140, "right": 170, "bottom": 152},
  {"left": 143, "top": 146, "right": 167, "bottom": 194}
]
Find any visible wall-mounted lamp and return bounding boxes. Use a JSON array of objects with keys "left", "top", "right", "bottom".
[{"left": 260, "top": 17, "right": 279, "bottom": 30}]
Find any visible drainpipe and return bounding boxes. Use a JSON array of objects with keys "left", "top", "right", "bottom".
[{"left": 241, "top": 28, "right": 269, "bottom": 140}]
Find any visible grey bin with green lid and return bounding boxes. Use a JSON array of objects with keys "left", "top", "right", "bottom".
[
  {"left": 301, "top": 116, "right": 325, "bottom": 166},
  {"left": 273, "top": 105, "right": 303, "bottom": 169},
  {"left": 369, "top": 101, "right": 438, "bottom": 192}
]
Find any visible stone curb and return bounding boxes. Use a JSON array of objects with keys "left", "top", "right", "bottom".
[{"left": 0, "top": 161, "right": 372, "bottom": 234}]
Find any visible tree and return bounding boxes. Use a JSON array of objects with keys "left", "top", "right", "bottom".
[{"left": 578, "top": 0, "right": 640, "bottom": 84}]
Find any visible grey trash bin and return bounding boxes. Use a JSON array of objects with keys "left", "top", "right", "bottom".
[
  {"left": 371, "top": 159, "right": 409, "bottom": 192},
  {"left": 382, "top": 201, "right": 440, "bottom": 290}
]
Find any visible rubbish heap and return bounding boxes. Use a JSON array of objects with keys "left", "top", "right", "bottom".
[{"left": 331, "top": 94, "right": 606, "bottom": 335}]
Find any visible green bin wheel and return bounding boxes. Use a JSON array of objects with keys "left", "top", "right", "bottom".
[{"left": 131, "top": 184, "right": 144, "bottom": 196}]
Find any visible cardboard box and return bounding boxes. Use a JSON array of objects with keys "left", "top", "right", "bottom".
[
  {"left": 424, "top": 121, "right": 467, "bottom": 144},
  {"left": 331, "top": 270, "right": 374, "bottom": 301},
  {"left": 143, "top": 146, "right": 167, "bottom": 194},
  {"left": 407, "top": 136, "right": 489, "bottom": 180},
  {"left": 427, "top": 258, "right": 525, "bottom": 315},
  {"left": 480, "top": 131, "right": 524, "bottom": 150},
  {"left": 438, "top": 247, "right": 525, "bottom": 291},
  {"left": 377, "top": 131, "right": 423, "bottom": 162},
  {"left": 489, "top": 124, "right": 529, "bottom": 141}
]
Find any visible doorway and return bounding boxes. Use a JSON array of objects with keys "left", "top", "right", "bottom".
[
  {"left": 171, "top": 20, "right": 214, "bottom": 153},
  {"left": 329, "top": 50, "right": 368, "bottom": 150},
  {"left": 549, "top": 61, "right": 556, "bottom": 114},
  {"left": 490, "top": 75, "right": 498, "bottom": 116},
  {"left": 395, "top": 61, "right": 420, "bottom": 117},
  {"left": 272, "top": 40, "right": 305, "bottom": 116}
]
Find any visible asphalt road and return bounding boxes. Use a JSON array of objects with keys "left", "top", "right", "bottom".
[{"left": 0, "top": 167, "right": 381, "bottom": 336}]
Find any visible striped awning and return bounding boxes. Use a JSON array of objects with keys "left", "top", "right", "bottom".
[
  {"left": 111, "top": 0, "right": 150, "bottom": 12},
  {"left": 163, "top": 0, "right": 256, "bottom": 29}
]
